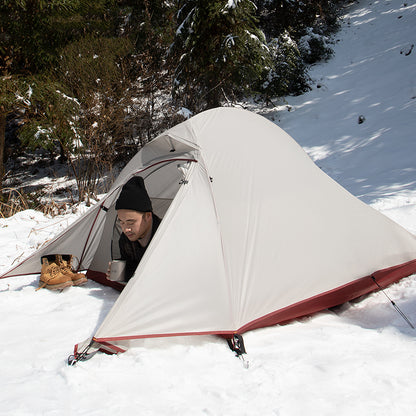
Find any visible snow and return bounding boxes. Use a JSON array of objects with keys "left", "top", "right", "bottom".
[
  {"left": 1, "top": 0, "right": 416, "bottom": 414},
  {"left": 223, "top": 0, "right": 242, "bottom": 11}
]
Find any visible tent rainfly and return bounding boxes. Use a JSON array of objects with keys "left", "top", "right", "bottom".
[{"left": 2, "top": 107, "right": 416, "bottom": 362}]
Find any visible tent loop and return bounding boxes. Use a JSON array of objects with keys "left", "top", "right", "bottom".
[
  {"left": 227, "top": 334, "right": 246, "bottom": 356},
  {"left": 371, "top": 275, "right": 415, "bottom": 329},
  {"left": 168, "top": 138, "right": 176, "bottom": 152},
  {"left": 227, "top": 333, "right": 246, "bottom": 356}
]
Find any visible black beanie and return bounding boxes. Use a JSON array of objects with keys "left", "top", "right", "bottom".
[{"left": 115, "top": 176, "right": 153, "bottom": 212}]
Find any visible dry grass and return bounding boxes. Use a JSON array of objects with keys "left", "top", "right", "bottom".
[{"left": 0, "top": 187, "right": 70, "bottom": 218}]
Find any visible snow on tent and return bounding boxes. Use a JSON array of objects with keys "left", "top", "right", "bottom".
[{"left": 2, "top": 107, "right": 416, "bottom": 361}]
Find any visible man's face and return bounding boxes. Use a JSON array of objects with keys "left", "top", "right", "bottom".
[{"left": 117, "top": 209, "right": 152, "bottom": 242}]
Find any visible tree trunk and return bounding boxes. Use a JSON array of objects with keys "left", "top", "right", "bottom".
[{"left": 0, "top": 110, "right": 6, "bottom": 189}]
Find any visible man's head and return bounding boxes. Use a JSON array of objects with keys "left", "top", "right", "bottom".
[
  {"left": 115, "top": 176, "right": 153, "bottom": 241},
  {"left": 117, "top": 209, "right": 152, "bottom": 242}
]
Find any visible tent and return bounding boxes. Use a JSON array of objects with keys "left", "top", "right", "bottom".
[{"left": 2, "top": 107, "right": 416, "bottom": 359}]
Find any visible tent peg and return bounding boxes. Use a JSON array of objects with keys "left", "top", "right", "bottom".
[
  {"left": 227, "top": 334, "right": 249, "bottom": 368},
  {"left": 67, "top": 340, "right": 97, "bottom": 366}
]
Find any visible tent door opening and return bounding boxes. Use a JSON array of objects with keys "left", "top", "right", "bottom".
[{"left": 110, "top": 159, "right": 195, "bottom": 261}]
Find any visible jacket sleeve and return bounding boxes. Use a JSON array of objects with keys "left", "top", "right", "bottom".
[{"left": 118, "top": 235, "right": 137, "bottom": 281}]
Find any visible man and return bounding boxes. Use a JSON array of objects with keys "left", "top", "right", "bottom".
[{"left": 110, "top": 176, "right": 161, "bottom": 281}]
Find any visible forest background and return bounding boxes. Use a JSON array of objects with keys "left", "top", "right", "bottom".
[{"left": 0, "top": 0, "right": 345, "bottom": 215}]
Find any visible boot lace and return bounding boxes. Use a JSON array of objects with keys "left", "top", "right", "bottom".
[
  {"left": 44, "top": 263, "right": 61, "bottom": 283},
  {"left": 60, "top": 261, "right": 72, "bottom": 275}
]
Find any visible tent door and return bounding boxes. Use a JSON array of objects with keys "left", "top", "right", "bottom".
[{"left": 111, "top": 159, "right": 195, "bottom": 260}]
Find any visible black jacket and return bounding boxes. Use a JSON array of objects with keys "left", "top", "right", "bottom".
[{"left": 118, "top": 213, "right": 161, "bottom": 281}]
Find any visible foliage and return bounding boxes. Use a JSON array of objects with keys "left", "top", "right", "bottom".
[
  {"left": 256, "top": 0, "right": 342, "bottom": 40},
  {"left": 0, "top": 0, "right": 120, "bottom": 74},
  {"left": 0, "top": 75, "right": 80, "bottom": 155},
  {"left": 1, "top": 0, "right": 346, "bottom": 213},
  {"left": 0, "top": 0, "right": 123, "bottom": 202},
  {"left": 56, "top": 35, "right": 133, "bottom": 101},
  {"left": 171, "top": 0, "right": 271, "bottom": 112},
  {"left": 255, "top": 0, "right": 341, "bottom": 98},
  {"left": 298, "top": 27, "right": 334, "bottom": 65},
  {"left": 0, "top": 187, "right": 72, "bottom": 218},
  {"left": 261, "top": 31, "right": 310, "bottom": 99},
  {"left": 19, "top": 79, "right": 80, "bottom": 151}
]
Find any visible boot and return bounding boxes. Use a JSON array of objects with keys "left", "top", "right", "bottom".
[
  {"left": 57, "top": 255, "right": 87, "bottom": 286},
  {"left": 37, "top": 256, "right": 73, "bottom": 291}
]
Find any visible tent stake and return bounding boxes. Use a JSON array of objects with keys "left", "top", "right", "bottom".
[
  {"left": 227, "top": 334, "right": 249, "bottom": 368},
  {"left": 67, "top": 340, "right": 97, "bottom": 366},
  {"left": 371, "top": 276, "right": 415, "bottom": 329}
]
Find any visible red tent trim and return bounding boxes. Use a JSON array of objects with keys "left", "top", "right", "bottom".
[
  {"left": 87, "top": 259, "right": 416, "bottom": 350},
  {"left": 238, "top": 258, "right": 416, "bottom": 334}
]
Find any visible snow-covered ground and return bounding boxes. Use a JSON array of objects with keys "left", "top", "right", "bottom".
[{"left": 1, "top": 1, "right": 416, "bottom": 414}]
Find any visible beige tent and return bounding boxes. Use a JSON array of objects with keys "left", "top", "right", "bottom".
[{"left": 2, "top": 107, "right": 416, "bottom": 360}]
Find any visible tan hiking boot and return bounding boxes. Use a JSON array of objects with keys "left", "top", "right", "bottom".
[
  {"left": 57, "top": 255, "right": 87, "bottom": 286},
  {"left": 37, "top": 256, "right": 73, "bottom": 291}
]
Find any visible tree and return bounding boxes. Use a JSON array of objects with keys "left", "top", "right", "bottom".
[
  {"left": 1, "top": 0, "right": 346, "bottom": 211},
  {"left": 55, "top": 33, "right": 135, "bottom": 199},
  {"left": 171, "top": 0, "right": 271, "bottom": 112},
  {"left": 254, "top": 0, "right": 341, "bottom": 99},
  {"left": 0, "top": 0, "right": 122, "bottom": 200},
  {"left": 260, "top": 31, "right": 310, "bottom": 100},
  {"left": 256, "top": 0, "right": 341, "bottom": 40},
  {"left": 1, "top": 0, "right": 72, "bottom": 185},
  {"left": 0, "top": 0, "right": 118, "bottom": 75},
  {"left": 113, "top": 0, "right": 179, "bottom": 146}
]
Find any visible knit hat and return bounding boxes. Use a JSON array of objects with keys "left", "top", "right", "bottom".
[{"left": 115, "top": 176, "right": 153, "bottom": 212}]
